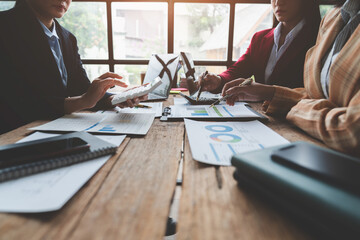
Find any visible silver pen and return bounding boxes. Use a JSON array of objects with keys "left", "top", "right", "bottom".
[{"left": 209, "top": 78, "right": 253, "bottom": 108}]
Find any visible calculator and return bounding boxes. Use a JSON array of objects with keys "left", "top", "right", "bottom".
[
  {"left": 179, "top": 92, "right": 219, "bottom": 105},
  {"left": 111, "top": 77, "right": 163, "bottom": 105}
]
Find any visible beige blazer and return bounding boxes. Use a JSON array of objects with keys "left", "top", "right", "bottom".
[{"left": 265, "top": 7, "right": 360, "bottom": 156}]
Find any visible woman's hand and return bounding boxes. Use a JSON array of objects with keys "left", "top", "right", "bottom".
[
  {"left": 221, "top": 78, "right": 275, "bottom": 106},
  {"left": 82, "top": 72, "right": 128, "bottom": 109},
  {"left": 108, "top": 94, "right": 149, "bottom": 108},
  {"left": 196, "top": 72, "right": 222, "bottom": 92}
]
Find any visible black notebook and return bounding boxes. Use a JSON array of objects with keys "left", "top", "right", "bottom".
[
  {"left": 231, "top": 142, "right": 360, "bottom": 238},
  {"left": 0, "top": 131, "right": 118, "bottom": 182}
]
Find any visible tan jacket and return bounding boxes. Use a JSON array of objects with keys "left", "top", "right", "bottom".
[{"left": 264, "top": 7, "right": 360, "bottom": 156}]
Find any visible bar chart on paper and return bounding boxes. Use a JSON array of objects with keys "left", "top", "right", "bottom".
[
  {"left": 187, "top": 107, "right": 209, "bottom": 116},
  {"left": 171, "top": 102, "right": 259, "bottom": 119},
  {"left": 31, "top": 112, "right": 155, "bottom": 135},
  {"left": 184, "top": 119, "right": 289, "bottom": 166}
]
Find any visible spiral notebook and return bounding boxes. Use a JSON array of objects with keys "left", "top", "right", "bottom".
[{"left": 0, "top": 131, "right": 118, "bottom": 182}]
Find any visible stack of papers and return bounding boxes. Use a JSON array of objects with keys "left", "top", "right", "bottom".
[{"left": 31, "top": 112, "right": 155, "bottom": 135}]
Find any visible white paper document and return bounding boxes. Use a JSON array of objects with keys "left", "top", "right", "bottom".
[
  {"left": 169, "top": 101, "right": 259, "bottom": 119},
  {"left": 0, "top": 132, "right": 126, "bottom": 213},
  {"left": 184, "top": 119, "right": 289, "bottom": 166},
  {"left": 31, "top": 112, "right": 155, "bottom": 135},
  {"left": 112, "top": 102, "right": 163, "bottom": 117}
]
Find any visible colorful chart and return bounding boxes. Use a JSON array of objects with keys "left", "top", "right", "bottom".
[
  {"left": 210, "top": 133, "right": 242, "bottom": 143},
  {"left": 205, "top": 125, "right": 233, "bottom": 133},
  {"left": 212, "top": 106, "right": 223, "bottom": 117},
  {"left": 187, "top": 107, "right": 209, "bottom": 116},
  {"left": 99, "top": 125, "right": 116, "bottom": 132}
]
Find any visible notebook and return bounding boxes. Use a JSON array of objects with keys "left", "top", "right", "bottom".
[
  {"left": 231, "top": 142, "right": 360, "bottom": 238},
  {"left": 0, "top": 131, "right": 117, "bottom": 182}
]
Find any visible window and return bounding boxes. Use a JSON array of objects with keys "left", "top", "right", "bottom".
[
  {"left": 1, "top": 0, "right": 335, "bottom": 86},
  {"left": 174, "top": 3, "right": 230, "bottom": 60},
  {"left": 0, "top": 1, "right": 14, "bottom": 11},
  {"left": 58, "top": 2, "right": 108, "bottom": 59},
  {"left": 233, "top": 4, "right": 272, "bottom": 61},
  {"left": 112, "top": 2, "right": 167, "bottom": 60}
]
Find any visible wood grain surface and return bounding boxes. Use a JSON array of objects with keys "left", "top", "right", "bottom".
[
  {"left": 0, "top": 98, "right": 326, "bottom": 240},
  {"left": 68, "top": 120, "right": 184, "bottom": 240},
  {"left": 176, "top": 103, "right": 323, "bottom": 240}
]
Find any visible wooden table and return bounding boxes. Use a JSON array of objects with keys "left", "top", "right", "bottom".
[{"left": 0, "top": 95, "right": 324, "bottom": 240}]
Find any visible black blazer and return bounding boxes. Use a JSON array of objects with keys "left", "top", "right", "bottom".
[{"left": 0, "top": 2, "right": 109, "bottom": 134}]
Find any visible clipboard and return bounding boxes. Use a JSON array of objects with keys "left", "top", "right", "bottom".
[{"left": 160, "top": 103, "right": 267, "bottom": 122}]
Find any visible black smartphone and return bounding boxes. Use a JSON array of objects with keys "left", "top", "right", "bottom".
[
  {"left": 0, "top": 137, "right": 90, "bottom": 169},
  {"left": 271, "top": 142, "right": 360, "bottom": 189},
  {"left": 179, "top": 92, "right": 218, "bottom": 105}
]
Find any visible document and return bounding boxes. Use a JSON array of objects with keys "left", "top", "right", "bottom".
[
  {"left": 111, "top": 102, "right": 163, "bottom": 117},
  {"left": 31, "top": 112, "right": 155, "bottom": 135},
  {"left": 0, "top": 132, "right": 125, "bottom": 213},
  {"left": 170, "top": 100, "right": 259, "bottom": 119},
  {"left": 184, "top": 119, "right": 289, "bottom": 166}
]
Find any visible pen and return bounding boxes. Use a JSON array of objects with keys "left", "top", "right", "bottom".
[
  {"left": 135, "top": 104, "right": 152, "bottom": 109},
  {"left": 209, "top": 78, "right": 253, "bottom": 108},
  {"left": 215, "top": 166, "right": 223, "bottom": 189},
  {"left": 196, "top": 70, "right": 208, "bottom": 101}
]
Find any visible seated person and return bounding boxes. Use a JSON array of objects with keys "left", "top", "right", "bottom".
[
  {"left": 221, "top": 0, "right": 360, "bottom": 156},
  {"left": 198, "top": 0, "right": 320, "bottom": 92},
  {"left": 0, "top": 0, "right": 145, "bottom": 134}
]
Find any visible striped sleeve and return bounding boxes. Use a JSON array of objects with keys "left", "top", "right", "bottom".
[
  {"left": 262, "top": 86, "right": 307, "bottom": 117},
  {"left": 286, "top": 92, "right": 360, "bottom": 156}
]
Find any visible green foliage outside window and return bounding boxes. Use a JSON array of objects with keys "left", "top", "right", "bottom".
[
  {"left": 57, "top": 3, "right": 107, "bottom": 57},
  {"left": 187, "top": 4, "right": 228, "bottom": 48}
]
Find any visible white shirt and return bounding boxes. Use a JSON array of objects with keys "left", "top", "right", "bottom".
[
  {"left": 264, "top": 19, "right": 306, "bottom": 83},
  {"left": 320, "top": 0, "right": 360, "bottom": 98},
  {"left": 38, "top": 20, "right": 68, "bottom": 86}
]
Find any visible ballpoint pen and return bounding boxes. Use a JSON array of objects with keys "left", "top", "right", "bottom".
[
  {"left": 196, "top": 70, "right": 208, "bottom": 101},
  {"left": 209, "top": 78, "right": 253, "bottom": 108},
  {"left": 135, "top": 104, "right": 152, "bottom": 109}
]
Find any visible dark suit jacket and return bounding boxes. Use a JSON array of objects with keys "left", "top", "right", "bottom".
[
  {"left": 0, "top": 2, "right": 110, "bottom": 134},
  {"left": 219, "top": 21, "right": 318, "bottom": 89}
]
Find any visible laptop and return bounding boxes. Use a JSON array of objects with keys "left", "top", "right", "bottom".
[{"left": 143, "top": 54, "right": 180, "bottom": 101}]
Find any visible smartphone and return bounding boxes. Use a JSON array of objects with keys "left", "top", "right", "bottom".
[
  {"left": 0, "top": 137, "right": 90, "bottom": 169},
  {"left": 271, "top": 142, "right": 360, "bottom": 189}
]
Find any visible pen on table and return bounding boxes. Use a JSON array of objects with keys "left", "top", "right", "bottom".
[
  {"left": 135, "top": 104, "right": 152, "bottom": 109},
  {"left": 215, "top": 166, "right": 223, "bottom": 189},
  {"left": 196, "top": 70, "right": 208, "bottom": 101},
  {"left": 209, "top": 78, "right": 253, "bottom": 108}
]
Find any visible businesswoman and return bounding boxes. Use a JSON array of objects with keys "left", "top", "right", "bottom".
[
  {"left": 221, "top": 0, "right": 360, "bottom": 155},
  {"left": 198, "top": 0, "right": 321, "bottom": 92},
  {"left": 0, "top": 0, "right": 144, "bottom": 134}
]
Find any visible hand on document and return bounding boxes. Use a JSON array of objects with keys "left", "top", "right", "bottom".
[{"left": 221, "top": 78, "right": 275, "bottom": 105}]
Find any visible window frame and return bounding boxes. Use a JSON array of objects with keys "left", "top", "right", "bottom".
[{"left": 3, "top": 0, "right": 334, "bottom": 72}]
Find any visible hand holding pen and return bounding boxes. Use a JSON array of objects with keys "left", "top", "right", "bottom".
[
  {"left": 196, "top": 70, "right": 208, "bottom": 101},
  {"left": 209, "top": 78, "right": 253, "bottom": 108},
  {"left": 196, "top": 72, "right": 223, "bottom": 98}
]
